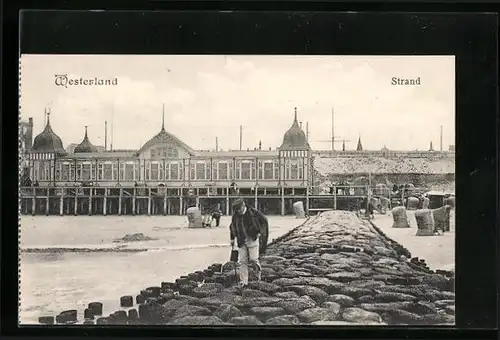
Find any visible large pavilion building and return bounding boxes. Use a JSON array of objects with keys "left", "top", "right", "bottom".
[{"left": 24, "top": 107, "right": 312, "bottom": 191}]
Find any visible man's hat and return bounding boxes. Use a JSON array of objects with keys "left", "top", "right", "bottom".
[{"left": 232, "top": 197, "right": 245, "bottom": 209}]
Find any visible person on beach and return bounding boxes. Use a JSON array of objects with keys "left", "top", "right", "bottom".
[
  {"left": 212, "top": 207, "right": 222, "bottom": 227},
  {"left": 229, "top": 198, "right": 269, "bottom": 288}
]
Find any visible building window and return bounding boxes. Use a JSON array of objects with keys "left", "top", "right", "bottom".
[
  {"left": 135, "top": 162, "right": 141, "bottom": 181},
  {"left": 241, "top": 162, "right": 251, "bottom": 180},
  {"left": 264, "top": 162, "right": 273, "bottom": 179},
  {"left": 112, "top": 163, "right": 118, "bottom": 181},
  {"left": 218, "top": 162, "right": 228, "bottom": 180},
  {"left": 212, "top": 161, "right": 217, "bottom": 180},
  {"left": 229, "top": 161, "right": 234, "bottom": 179},
  {"left": 284, "top": 161, "right": 289, "bottom": 180},
  {"left": 39, "top": 162, "right": 44, "bottom": 181},
  {"left": 179, "top": 162, "right": 184, "bottom": 180},
  {"left": 33, "top": 162, "right": 38, "bottom": 181},
  {"left": 55, "top": 163, "right": 61, "bottom": 181},
  {"left": 82, "top": 164, "right": 91, "bottom": 181},
  {"left": 151, "top": 163, "right": 159, "bottom": 180},
  {"left": 151, "top": 149, "right": 157, "bottom": 158},
  {"left": 97, "top": 163, "right": 103, "bottom": 180},
  {"left": 206, "top": 162, "right": 211, "bottom": 179},
  {"left": 39, "top": 162, "right": 47, "bottom": 180},
  {"left": 69, "top": 163, "right": 75, "bottom": 181},
  {"left": 118, "top": 163, "right": 124, "bottom": 181},
  {"left": 189, "top": 163, "right": 195, "bottom": 180},
  {"left": 104, "top": 164, "right": 112, "bottom": 180},
  {"left": 170, "top": 163, "right": 179, "bottom": 180},
  {"left": 62, "top": 163, "right": 70, "bottom": 181},
  {"left": 213, "top": 162, "right": 224, "bottom": 180},
  {"left": 274, "top": 160, "right": 280, "bottom": 180},
  {"left": 76, "top": 164, "right": 82, "bottom": 181},
  {"left": 159, "top": 162, "right": 165, "bottom": 180},
  {"left": 125, "top": 164, "right": 134, "bottom": 181},
  {"left": 290, "top": 161, "right": 298, "bottom": 180},
  {"left": 235, "top": 161, "right": 241, "bottom": 180},
  {"left": 196, "top": 163, "right": 205, "bottom": 180}
]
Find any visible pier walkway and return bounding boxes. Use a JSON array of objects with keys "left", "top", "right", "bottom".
[{"left": 42, "top": 211, "right": 455, "bottom": 326}]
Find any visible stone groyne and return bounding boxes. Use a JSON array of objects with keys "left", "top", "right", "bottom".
[{"left": 43, "top": 211, "right": 455, "bottom": 326}]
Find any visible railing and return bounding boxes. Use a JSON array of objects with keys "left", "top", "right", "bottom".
[
  {"left": 20, "top": 185, "right": 376, "bottom": 197},
  {"left": 19, "top": 184, "right": 427, "bottom": 197},
  {"left": 19, "top": 183, "right": 433, "bottom": 216}
]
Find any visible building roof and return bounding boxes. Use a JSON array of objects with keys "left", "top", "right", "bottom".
[
  {"left": 194, "top": 150, "right": 278, "bottom": 158},
  {"left": 136, "top": 112, "right": 195, "bottom": 156},
  {"left": 60, "top": 150, "right": 138, "bottom": 160},
  {"left": 74, "top": 126, "right": 98, "bottom": 153},
  {"left": 279, "top": 108, "right": 310, "bottom": 150},
  {"left": 31, "top": 111, "right": 67, "bottom": 155}
]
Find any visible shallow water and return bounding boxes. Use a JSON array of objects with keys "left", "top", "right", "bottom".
[{"left": 19, "top": 215, "right": 301, "bottom": 324}]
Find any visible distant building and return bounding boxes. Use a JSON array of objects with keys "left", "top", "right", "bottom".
[
  {"left": 19, "top": 118, "right": 33, "bottom": 169},
  {"left": 356, "top": 137, "right": 363, "bottom": 151},
  {"left": 449, "top": 145, "right": 455, "bottom": 152}
]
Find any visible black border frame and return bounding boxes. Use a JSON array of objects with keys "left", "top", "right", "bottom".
[{"left": 2, "top": 3, "right": 499, "bottom": 339}]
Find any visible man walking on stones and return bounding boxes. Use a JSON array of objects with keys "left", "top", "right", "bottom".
[{"left": 229, "top": 197, "right": 269, "bottom": 288}]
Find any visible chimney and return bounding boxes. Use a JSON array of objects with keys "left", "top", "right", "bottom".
[
  {"left": 440, "top": 125, "right": 443, "bottom": 151},
  {"left": 429, "top": 141, "right": 434, "bottom": 151},
  {"left": 26, "top": 117, "right": 33, "bottom": 150},
  {"left": 216, "top": 137, "right": 219, "bottom": 152},
  {"left": 239, "top": 125, "right": 243, "bottom": 150},
  {"left": 331, "top": 108, "right": 335, "bottom": 151},
  {"left": 259, "top": 140, "right": 262, "bottom": 150},
  {"left": 104, "top": 121, "right": 108, "bottom": 151}
]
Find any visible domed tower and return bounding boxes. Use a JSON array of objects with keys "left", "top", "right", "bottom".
[
  {"left": 279, "top": 107, "right": 312, "bottom": 188},
  {"left": 29, "top": 108, "right": 67, "bottom": 185},
  {"left": 74, "top": 126, "right": 98, "bottom": 153}
]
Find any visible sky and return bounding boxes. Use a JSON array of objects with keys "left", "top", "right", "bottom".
[{"left": 20, "top": 55, "right": 455, "bottom": 151}]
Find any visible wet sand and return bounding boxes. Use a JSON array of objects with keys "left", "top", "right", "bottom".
[{"left": 19, "top": 215, "right": 303, "bottom": 324}]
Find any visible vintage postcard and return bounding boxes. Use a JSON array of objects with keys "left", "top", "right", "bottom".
[{"left": 19, "top": 55, "right": 455, "bottom": 326}]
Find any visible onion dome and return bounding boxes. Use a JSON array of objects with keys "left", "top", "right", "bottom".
[
  {"left": 31, "top": 110, "right": 67, "bottom": 155},
  {"left": 280, "top": 107, "right": 310, "bottom": 150},
  {"left": 74, "top": 126, "right": 98, "bottom": 153}
]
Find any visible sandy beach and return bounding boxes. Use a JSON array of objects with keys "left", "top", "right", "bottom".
[
  {"left": 19, "top": 215, "right": 302, "bottom": 324},
  {"left": 372, "top": 210, "right": 455, "bottom": 271}
]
